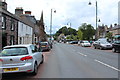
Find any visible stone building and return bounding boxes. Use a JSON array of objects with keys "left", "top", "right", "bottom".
[
  {"left": 0, "top": 1, "right": 18, "bottom": 49},
  {"left": 108, "top": 24, "right": 120, "bottom": 36},
  {"left": 97, "top": 25, "right": 108, "bottom": 39},
  {"left": 15, "top": 8, "right": 35, "bottom": 44},
  {"left": 37, "top": 11, "right": 46, "bottom": 41}
]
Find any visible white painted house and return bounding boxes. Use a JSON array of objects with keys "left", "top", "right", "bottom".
[{"left": 18, "top": 21, "right": 33, "bottom": 44}]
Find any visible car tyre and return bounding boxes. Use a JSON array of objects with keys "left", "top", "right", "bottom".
[
  {"left": 112, "top": 48, "right": 116, "bottom": 52},
  {"left": 32, "top": 63, "right": 38, "bottom": 75},
  {"left": 94, "top": 46, "right": 96, "bottom": 49},
  {"left": 100, "top": 47, "right": 103, "bottom": 50},
  {"left": 40, "top": 55, "right": 44, "bottom": 64}
]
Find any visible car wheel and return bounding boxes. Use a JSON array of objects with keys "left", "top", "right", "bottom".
[
  {"left": 112, "top": 48, "right": 116, "bottom": 52},
  {"left": 32, "top": 63, "right": 38, "bottom": 75},
  {"left": 100, "top": 47, "right": 103, "bottom": 50},
  {"left": 40, "top": 55, "right": 44, "bottom": 64},
  {"left": 94, "top": 46, "right": 96, "bottom": 49}
]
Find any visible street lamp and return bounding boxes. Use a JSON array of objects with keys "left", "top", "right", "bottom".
[
  {"left": 67, "top": 22, "right": 71, "bottom": 27},
  {"left": 88, "top": 0, "right": 100, "bottom": 40},
  {"left": 50, "top": 9, "right": 56, "bottom": 42}
]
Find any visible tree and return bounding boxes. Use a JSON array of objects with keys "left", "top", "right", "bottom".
[
  {"left": 68, "top": 27, "right": 77, "bottom": 35},
  {"left": 78, "top": 23, "right": 95, "bottom": 40},
  {"left": 77, "top": 29, "right": 83, "bottom": 40},
  {"left": 54, "top": 26, "right": 77, "bottom": 40},
  {"left": 106, "top": 32, "right": 113, "bottom": 39}
]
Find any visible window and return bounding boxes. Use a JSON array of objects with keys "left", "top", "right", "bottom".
[
  {"left": 19, "top": 37, "right": 22, "bottom": 44},
  {"left": 10, "top": 36, "right": 14, "bottom": 45},
  {"left": 0, "top": 47, "right": 28, "bottom": 56},
  {"left": 21, "top": 23, "right": 23, "bottom": 31},
  {"left": 1, "top": 16, "right": 6, "bottom": 29},
  {"left": 30, "top": 45, "right": 38, "bottom": 53},
  {"left": 11, "top": 19, "right": 15, "bottom": 31}
]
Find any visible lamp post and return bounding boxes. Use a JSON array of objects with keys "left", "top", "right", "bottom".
[
  {"left": 67, "top": 22, "right": 71, "bottom": 28},
  {"left": 50, "top": 9, "right": 56, "bottom": 42},
  {"left": 89, "top": 0, "right": 100, "bottom": 40}
]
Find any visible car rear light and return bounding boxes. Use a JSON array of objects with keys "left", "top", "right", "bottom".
[
  {"left": 46, "top": 45, "right": 49, "bottom": 47},
  {"left": 0, "top": 59, "right": 3, "bottom": 62},
  {"left": 27, "top": 70, "right": 32, "bottom": 72},
  {"left": 20, "top": 56, "right": 33, "bottom": 61}
]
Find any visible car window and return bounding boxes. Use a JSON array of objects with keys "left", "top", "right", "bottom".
[
  {"left": 0, "top": 47, "right": 28, "bottom": 56},
  {"left": 114, "top": 40, "right": 120, "bottom": 44},
  {"left": 83, "top": 41, "right": 89, "bottom": 43},
  {"left": 100, "top": 41, "right": 109, "bottom": 44},
  {"left": 41, "top": 42, "right": 48, "bottom": 46},
  {"left": 30, "top": 45, "right": 38, "bottom": 53}
]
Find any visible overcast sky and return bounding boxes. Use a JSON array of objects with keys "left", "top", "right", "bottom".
[{"left": 6, "top": 0, "right": 119, "bottom": 34}]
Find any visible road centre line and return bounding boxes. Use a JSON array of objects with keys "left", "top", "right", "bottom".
[
  {"left": 94, "top": 59, "right": 120, "bottom": 72},
  {"left": 77, "top": 52, "right": 87, "bottom": 57}
]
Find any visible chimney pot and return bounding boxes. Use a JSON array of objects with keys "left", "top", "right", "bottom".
[
  {"left": 15, "top": 7, "right": 23, "bottom": 15},
  {"left": 25, "top": 11, "right": 31, "bottom": 15}
]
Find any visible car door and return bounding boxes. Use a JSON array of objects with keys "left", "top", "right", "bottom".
[{"left": 30, "top": 45, "right": 42, "bottom": 65}]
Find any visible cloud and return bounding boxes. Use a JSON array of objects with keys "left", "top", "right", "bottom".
[{"left": 6, "top": 0, "right": 119, "bottom": 34}]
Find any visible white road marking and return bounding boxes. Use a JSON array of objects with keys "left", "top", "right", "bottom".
[
  {"left": 78, "top": 52, "right": 87, "bottom": 57},
  {"left": 95, "top": 59, "right": 120, "bottom": 72}
]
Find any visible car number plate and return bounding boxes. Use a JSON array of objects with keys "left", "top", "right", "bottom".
[
  {"left": 3, "top": 68, "right": 19, "bottom": 72},
  {"left": 42, "top": 46, "right": 46, "bottom": 47}
]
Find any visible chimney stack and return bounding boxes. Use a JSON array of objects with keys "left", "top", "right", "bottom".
[
  {"left": 0, "top": 0, "right": 7, "bottom": 10},
  {"left": 25, "top": 11, "right": 31, "bottom": 15},
  {"left": 15, "top": 7, "right": 23, "bottom": 15}
]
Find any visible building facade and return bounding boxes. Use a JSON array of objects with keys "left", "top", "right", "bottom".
[
  {"left": 18, "top": 21, "right": 33, "bottom": 44},
  {"left": 0, "top": 1, "right": 46, "bottom": 50},
  {"left": 97, "top": 25, "right": 108, "bottom": 39},
  {"left": 0, "top": 1, "right": 18, "bottom": 50}
]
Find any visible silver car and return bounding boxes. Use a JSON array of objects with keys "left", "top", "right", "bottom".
[{"left": 0, "top": 44, "right": 44, "bottom": 75}]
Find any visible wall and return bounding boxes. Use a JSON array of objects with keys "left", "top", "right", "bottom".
[{"left": 18, "top": 21, "right": 33, "bottom": 44}]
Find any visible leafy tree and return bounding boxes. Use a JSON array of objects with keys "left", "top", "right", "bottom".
[
  {"left": 54, "top": 26, "right": 77, "bottom": 39},
  {"left": 79, "top": 23, "right": 95, "bottom": 40},
  {"left": 106, "top": 32, "right": 113, "bottom": 39},
  {"left": 68, "top": 27, "right": 77, "bottom": 35},
  {"left": 77, "top": 29, "right": 83, "bottom": 40}
]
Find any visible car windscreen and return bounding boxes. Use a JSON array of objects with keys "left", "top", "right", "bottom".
[
  {"left": 83, "top": 41, "right": 89, "bottom": 43},
  {"left": 100, "top": 41, "right": 109, "bottom": 44},
  {"left": 114, "top": 40, "right": 120, "bottom": 44},
  {"left": 0, "top": 47, "right": 28, "bottom": 56},
  {"left": 41, "top": 43, "right": 48, "bottom": 46}
]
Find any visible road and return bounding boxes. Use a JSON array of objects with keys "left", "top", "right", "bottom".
[{"left": 2, "top": 43, "right": 119, "bottom": 79}]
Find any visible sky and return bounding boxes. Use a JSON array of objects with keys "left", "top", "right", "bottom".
[{"left": 6, "top": 0, "right": 119, "bottom": 34}]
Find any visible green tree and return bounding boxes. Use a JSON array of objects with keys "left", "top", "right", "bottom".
[
  {"left": 106, "top": 32, "right": 113, "bottom": 39},
  {"left": 77, "top": 29, "right": 83, "bottom": 40},
  {"left": 54, "top": 26, "right": 77, "bottom": 40},
  {"left": 68, "top": 27, "right": 77, "bottom": 35},
  {"left": 79, "top": 23, "right": 95, "bottom": 40}
]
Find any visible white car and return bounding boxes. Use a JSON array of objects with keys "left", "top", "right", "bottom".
[
  {"left": 80, "top": 41, "right": 91, "bottom": 47},
  {"left": 0, "top": 44, "right": 44, "bottom": 75}
]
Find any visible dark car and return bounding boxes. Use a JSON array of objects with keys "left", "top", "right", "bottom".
[
  {"left": 93, "top": 41, "right": 112, "bottom": 50},
  {"left": 69, "top": 41, "right": 78, "bottom": 44},
  {"left": 112, "top": 40, "right": 120, "bottom": 53},
  {"left": 40, "top": 42, "right": 51, "bottom": 51}
]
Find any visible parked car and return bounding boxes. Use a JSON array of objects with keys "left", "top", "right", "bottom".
[
  {"left": 0, "top": 44, "right": 44, "bottom": 75},
  {"left": 40, "top": 42, "right": 51, "bottom": 51},
  {"left": 69, "top": 41, "right": 78, "bottom": 44},
  {"left": 80, "top": 41, "right": 91, "bottom": 47},
  {"left": 112, "top": 40, "right": 120, "bottom": 52},
  {"left": 93, "top": 41, "right": 112, "bottom": 50}
]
